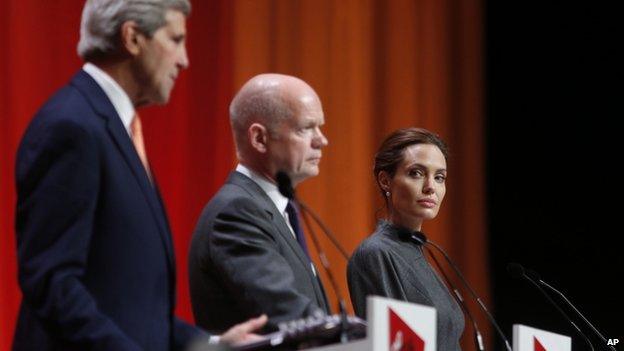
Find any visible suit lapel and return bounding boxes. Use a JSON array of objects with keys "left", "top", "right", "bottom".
[
  {"left": 227, "top": 172, "right": 316, "bottom": 277},
  {"left": 229, "top": 173, "right": 330, "bottom": 312},
  {"left": 71, "top": 70, "right": 175, "bottom": 271}
]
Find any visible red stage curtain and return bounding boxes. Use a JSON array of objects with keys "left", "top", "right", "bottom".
[{"left": 1, "top": 1, "right": 486, "bottom": 349}]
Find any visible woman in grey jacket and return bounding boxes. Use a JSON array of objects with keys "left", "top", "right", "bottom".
[{"left": 347, "top": 127, "right": 464, "bottom": 351}]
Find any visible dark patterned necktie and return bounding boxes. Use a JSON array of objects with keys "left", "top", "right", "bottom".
[{"left": 285, "top": 200, "right": 310, "bottom": 258}]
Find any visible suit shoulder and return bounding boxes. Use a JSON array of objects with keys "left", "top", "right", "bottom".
[
  {"left": 38, "top": 84, "right": 97, "bottom": 125},
  {"left": 204, "top": 183, "right": 270, "bottom": 216},
  {"left": 194, "top": 183, "right": 273, "bottom": 236},
  {"left": 23, "top": 84, "right": 100, "bottom": 140}
]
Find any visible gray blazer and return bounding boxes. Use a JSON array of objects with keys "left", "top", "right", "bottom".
[
  {"left": 189, "top": 171, "right": 329, "bottom": 333},
  {"left": 347, "top": 221, "right": 464, "bottom": 351}
]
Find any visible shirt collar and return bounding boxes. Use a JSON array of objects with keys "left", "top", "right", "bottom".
[
  {"left": 236, "top": 164, "right": 289, "bottom": 214},
  {"left": 83, "top": 62, "right": 135, "bottom": 135}
]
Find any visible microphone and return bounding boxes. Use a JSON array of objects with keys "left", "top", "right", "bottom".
[
  {"left": 508, "top": 263, "right": 595, "bottom": 351},
  {"left": 276, "top": 171, "right": 295, "bottom": 199},
  {"left": 404, "top": 231, "right": 513, "bottom": 351},
  {"left": 512, "top": 264, "right": 615, "bottom": 351},
  {"left": 400, "top": 230, "right": 427, "bottom": 245},
  {"left": 275, "top": 171, "right": 352, "bottom": 343},
  {"left": 398, "top": 230, "right": 485, "bottom": 350},
  {"left": 534, "top": 272, "right": 616, "bottom": 351},
  {"left": 276, "top": 172, "right": 350, "bottom": 260},
  {"left": 428, "top": 251, "right": 485, "bottom": 351}
]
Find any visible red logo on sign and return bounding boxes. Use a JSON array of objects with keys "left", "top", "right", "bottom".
[
  {"left": 534, "top": 336, "right": 547, "bottom": 351},
  {"left": 389, "top": 308, "right": 425, "bottom": 351}
]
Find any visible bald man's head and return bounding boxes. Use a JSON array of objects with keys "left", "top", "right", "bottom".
[
  {"left": 230, "top": 74, "right": 316, "bottom": 143},
  {"left": 229, "top": 73, "right": 328, "bottom": 185}
]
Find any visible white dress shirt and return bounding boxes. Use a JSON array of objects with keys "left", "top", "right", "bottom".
[
  {"left": 235, "top": 164, "right": 296, "bottom": 238},
  {"left": 83, "top": 62, "right": 135, "bottom": 136},
  {"left": 235, "top": 164, "right": 317, "bottom": 277}
]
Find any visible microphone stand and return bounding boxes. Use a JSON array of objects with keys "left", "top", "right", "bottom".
[
  {"left": 275, "top": 171, "right": 349, "bottom": 259},
  {"left": 277, "top": 172, "right": 352, "bottom": 343},
  {"left": 526, "top": 268, "right": 614, "bottom": 351},
  {"left": 299, "top": 206, "right": 350, "bottom": 343},
  {"left": 425, "top": 240, "right": 513, "bottom": 351},
  {"left": 296, "top": 201, "right": 350, "bottom": 260},
  {"left": 424, "top": 246, "right": 486, "bottom": 351},
  {"left": 508, "top": 264, "right": 594, "bottom": 351}
]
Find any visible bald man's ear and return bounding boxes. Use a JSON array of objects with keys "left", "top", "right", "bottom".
[
  {"left": 120, "top": 21, "right": 142, "bottom": 56},
  {"left": 248, "top": 123, "right": 269, "bottom": 153}
]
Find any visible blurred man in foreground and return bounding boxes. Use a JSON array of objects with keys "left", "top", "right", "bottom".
[{"left": 14, "top": 1, "right": 265, "bottom": 350}]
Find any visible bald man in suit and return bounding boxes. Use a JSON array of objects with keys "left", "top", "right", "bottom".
[{"left": 189, "top": 74, "right": 331, "bottom": 334}]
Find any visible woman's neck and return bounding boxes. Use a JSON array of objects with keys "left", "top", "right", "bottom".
[{"left": 388, "top": 212, "right": 422, "bottom": 232}]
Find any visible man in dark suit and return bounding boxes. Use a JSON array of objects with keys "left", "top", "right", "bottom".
[
  {"left": 188, "top": 74, "right": 331, "bottom": 334},
  {"left": 13, "top": 1, "right": 265, "bottom": 350}
]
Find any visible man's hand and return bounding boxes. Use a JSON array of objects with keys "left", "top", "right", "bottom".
[{"left": 220, "top": 314, "right": 268, "bottom": 346}]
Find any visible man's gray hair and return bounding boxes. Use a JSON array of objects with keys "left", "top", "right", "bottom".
[{"left": 77, "top": 0, "right": 191, "bottom": 61}]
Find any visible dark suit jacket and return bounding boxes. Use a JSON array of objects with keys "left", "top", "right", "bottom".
[
  {"left": 188, "top": 171, "right": 330, "bottom": 333},
  {"left": 13, "top": 70, "right": 200, "bottom": 351}
]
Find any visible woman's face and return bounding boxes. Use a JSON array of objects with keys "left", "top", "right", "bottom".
[{"left": 381, "top": 143, "right": 447, "bottom": 231}]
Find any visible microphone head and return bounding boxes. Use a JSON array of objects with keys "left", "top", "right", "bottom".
[
  {"left": 525, "top": 268, "right": 541, "bottom": 281},
  {"left": 507, "top": 262, "right": 526, "bottom": 279},
  {"left": 397, "top": 229, "right": 427, "bottom": 245},
  {"left": 411, "top": 231, "right": 428, "bottom": 245},
  {"left": 276, "top": 171, "right": 295, "bottom": 199}
]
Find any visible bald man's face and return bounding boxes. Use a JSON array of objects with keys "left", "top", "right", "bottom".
[{"left": 267, "top": 93, "right": 328, "bottom": 185}]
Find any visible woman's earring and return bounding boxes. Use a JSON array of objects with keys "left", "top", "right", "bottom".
[{"left": 385, "top": 191, "right": 391, "bottom": 197}]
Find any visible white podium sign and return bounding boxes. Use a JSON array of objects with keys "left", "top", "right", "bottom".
[
  {"left": 368, "top": 296, "right": 437, "bottom": 351},
  {"left": 513, "top": 324, "right": 571, "bottom": 351}
]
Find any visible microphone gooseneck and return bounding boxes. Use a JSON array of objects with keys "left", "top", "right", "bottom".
[
  {"left": 424, "top": 246, "right": 485, "bottom": 351},
  {"left": 507, "top": 263, "right": 595, "bottom": 351},
  {"left": 424, "top": 238, "right": 513, "bottom": 351},
  {"left": 275, "top": 171, "right": 351, "bottom": 343},
  {"left": 300, "top": 210, "right": 351, "bottom": 343},
  {"left": 517, "top": 264, "right": 614, "bottom": 351},
  {"left": 400, "top": 230, "right": 485, "bottom": 350},
  {"left": 297, "top": 202, "right": 350, "bottom": 260},
  {"left": 539, "top": 280, "right": 615, "bottom": 351},
  {"left": 275, "top": 171, "right": 349, "bottom": 260}
]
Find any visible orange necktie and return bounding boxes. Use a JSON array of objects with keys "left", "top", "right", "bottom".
[{"left": 130, "top": 114, "right": 151, "bottom": 177}]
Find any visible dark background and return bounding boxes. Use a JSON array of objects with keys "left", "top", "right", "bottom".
[{"left": 486, "top": 1, "right": 622, "bottom": 350}]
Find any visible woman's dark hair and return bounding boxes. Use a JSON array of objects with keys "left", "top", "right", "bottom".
[{"left": 373, "top": 127, "right": 449, "bottom": 198}]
